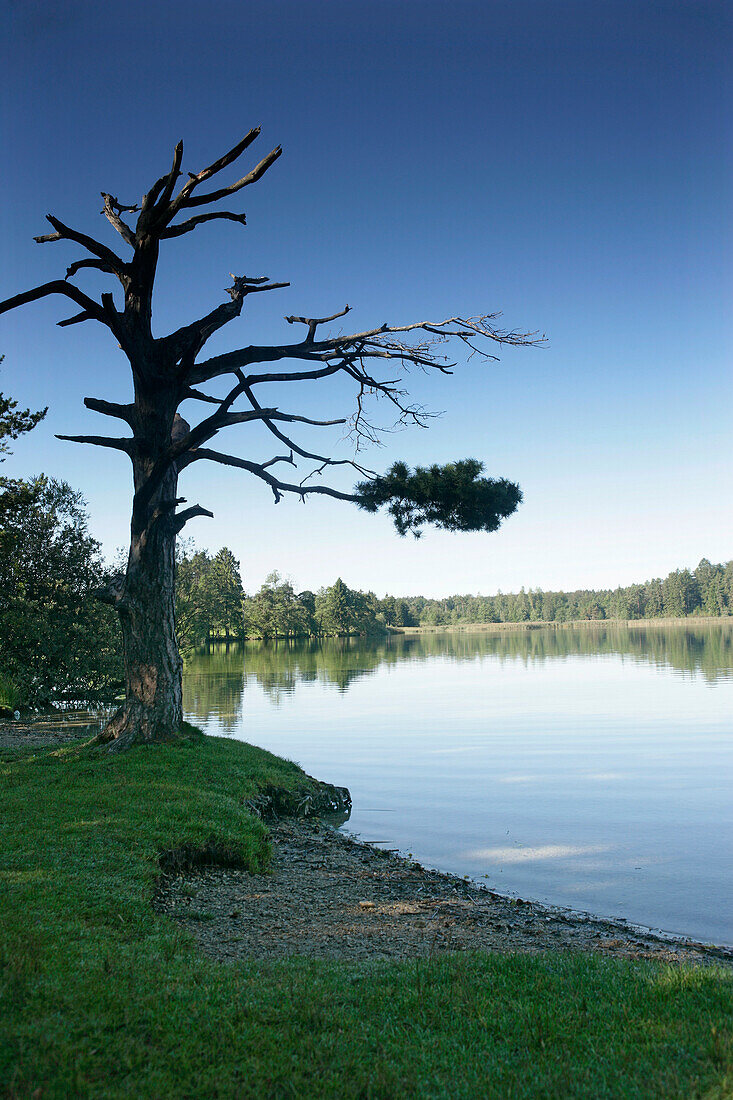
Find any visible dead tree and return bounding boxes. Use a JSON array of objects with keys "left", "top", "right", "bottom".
[{"left": 0, "top": 130, "right": 540, "bottom": 751}]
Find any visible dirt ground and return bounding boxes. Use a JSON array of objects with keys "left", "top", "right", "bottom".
[{"left": 154, "top": 818, "right": 733, "bottom": 967}]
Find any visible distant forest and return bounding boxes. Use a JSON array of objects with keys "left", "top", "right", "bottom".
[
  {"left": 387, "top": 558, "right": 733, "bottom": 628},
  {"left": 177, "top": 550, "right": 732, "bottom": 644}
]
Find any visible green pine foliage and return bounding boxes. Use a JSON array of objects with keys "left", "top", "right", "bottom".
[
  {"left": 244, "top": 573, "right": 384, "bottom": 640},
  {"left": 315, "top": 577, "right": 378, "bottom": 636},
  {"left": 245, "top": 571, "right": 312, "bottom": 640},
  {"left": 0, "top": 357, "right": 47, "bottom": 460},
  {"left": 356, "top": 459, "right": 522, "bottom": 537},
  {"left": 176, "top": 545, "right": 245, "bottom": 648}
]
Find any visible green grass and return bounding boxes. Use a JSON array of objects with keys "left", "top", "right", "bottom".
[{"left": 1, "top": 736, "right": 731, "bottom": 1099}]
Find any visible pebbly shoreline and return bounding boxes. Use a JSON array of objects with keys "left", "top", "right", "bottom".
[{"left": 155, "top": 816, "right": 733, "bottom": 967}]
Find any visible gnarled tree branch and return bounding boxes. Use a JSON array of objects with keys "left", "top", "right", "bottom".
[
  {"left": 65, "top": 257, "right": 122, "bottom": 281},
  {"left": 189, "top": 314, "right": 541, "bottom": 385},
  {"left": 55, "top": 433, "right": 134, "bottom": 454},
  {"left": 141, "top": 141, "right": 184, "bottom": 219},
  {"left": 163, "top": 274, "right": 290, "bottom": 369},
  {"left": 176, "top": 144, "right": 282, "bottom": 211},
  {"left": 0, "top": 280, "right": 106, "bottom": 325},
  {"left": 34, "top": 215, "right": 128, "bottom": 282},
  {"left": 239, "top": 376, "right": 376, "bottom": 478},
  {"left": 285, "top": 304, "right": 351, "bottom": 342},
  {"left": 185, "top": 447, "right": 358, "bottom": 505},
  {"left": 170, "top": 503, "right": 214, "bottom": 534},
  {"left": 161, "top": 210, "right": 248, "bottom": 238},
  {"left": 100, "top": 194, "right": 137, "bottom": 248},
  {"left": 159, "top": 129, "right": 277, "bottom": 225},
  {"left": 57, "top": 310, "right": 96, "bottom": 328},
  {"left": 84, "top": 397, "right": 136, "bottom": 425}
]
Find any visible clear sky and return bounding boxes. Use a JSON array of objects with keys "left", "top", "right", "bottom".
[{"left": 2, "top": 0, "right": 731, "bottom": 597}]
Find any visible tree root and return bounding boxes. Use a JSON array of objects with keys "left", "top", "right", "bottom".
[{"left": 95, "top": 703, "right": 202, "bottom": 753}]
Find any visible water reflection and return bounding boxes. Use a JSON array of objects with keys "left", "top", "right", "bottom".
[{"left": 183, "top": 624, "right": 733, "bottom": 727}]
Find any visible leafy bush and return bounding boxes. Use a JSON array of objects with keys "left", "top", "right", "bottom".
[{"left": 0, "top": 475, "right": 122, "bottom": 706}]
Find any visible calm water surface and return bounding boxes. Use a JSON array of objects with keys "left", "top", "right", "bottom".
[{"left": 183, "top": 625, "right": 733, "bottom": 945}]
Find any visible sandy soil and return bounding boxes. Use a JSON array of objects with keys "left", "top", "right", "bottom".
[{"left": 154, "top": 818, "right": 733, "bottom": 967}]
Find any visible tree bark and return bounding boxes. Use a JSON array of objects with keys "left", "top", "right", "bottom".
[{"left": 98, "top": 450, "right": 184, "bottom": 752}]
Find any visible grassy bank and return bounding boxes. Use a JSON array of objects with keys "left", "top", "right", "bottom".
[{"left": 1, "top": 736, "right": 731, "bottom": 1098}]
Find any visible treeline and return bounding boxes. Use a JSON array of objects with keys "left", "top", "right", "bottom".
[
  {"left": 391, "top": 559, "right": 733, "bottom": 626},
  {"left": 2, "top": 381, "right": 729, "bottom": 707},
  {"left": 2, "top": 476, "right": 729, "bottom": 707},
  {"left": 178, "top": 550, "right": 733, "bottom": 645}
]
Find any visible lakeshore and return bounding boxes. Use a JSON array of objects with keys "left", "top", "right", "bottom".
[
  {"left": 158, "top": 816, "right": 733, "bottom": 968},
  {"left": 5, "top": 713, "right": 730, "bottom": 966},
  {"left": 1, "top": 727, "right": 732, "bottom": 1096}
]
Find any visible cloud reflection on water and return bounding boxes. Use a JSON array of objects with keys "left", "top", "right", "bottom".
[{"left": 468, "top": 844, "right": 612, "bottom": 864}]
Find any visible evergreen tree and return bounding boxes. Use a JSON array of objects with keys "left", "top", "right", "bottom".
[
  {"left": 662, "top": 571, "right": 686, "bottom": 617},
  {"left": 317, "top": 578, "right": 354, "bottom": 635},
  {"left": 0, "top": 358, "right": 47, "bottom": 459},
  {"left": 643, "top": 579, "right": 664, "bottom": 618},
  {"left": 296, "top": 590, "right": 318, "bottom": 635},
  {"left": 246, "top": 572, "right": 309, "bottom": 639},
  {"left": 210, "top": 548, "right": 244, "bottom": 639},
  {"left": 175, "top": 548, "right": 217, "bottom": 648}
]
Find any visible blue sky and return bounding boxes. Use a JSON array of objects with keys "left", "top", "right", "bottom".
[{"left": 2, "top": 0, "right": 731, "bottom": 596}]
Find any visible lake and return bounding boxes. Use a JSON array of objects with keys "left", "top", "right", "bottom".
[{"left": 183, "top": 623, "right": 733, "bottom": 946}]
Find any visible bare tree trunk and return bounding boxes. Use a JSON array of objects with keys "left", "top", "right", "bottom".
[{"left": 98, "top": 458, "right": 185, "bottom": 752}]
